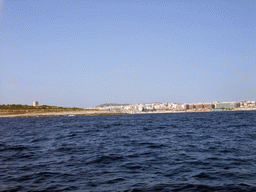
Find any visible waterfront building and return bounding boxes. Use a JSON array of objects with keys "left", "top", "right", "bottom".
[
  {"left": 215, "top": 102, "right": 240, "bottom": 109},
  {"left": 182, "top": 104, "right": 189, "bottom": 110},
  {"left": 135, "top": 104, "right": 144, "bottom": 112},
  {"left": 154, "top": 104, "right": 165, "bottom": 110},
  {"left": 124, "top": 106, "right": 131, "bottom": 110},
  {"left": 176, "top": 104, "right": 183, "bottom": 111},
  {"left": 239, "top": 101, "right": 247, "bottom": 108},
  {"left": 196, "top": 103, "right": 204, "bottom": 109},
  {"left": 167, "top": 103, "right": 173, "bottom": 109},
  {"left": 172, "top": 103, "right": 179, "bottom": 110},
  {"left": 145, "top": 104, "right": 154, "bottom": 110},
  {"left": 189, "top": 104, "right": 196, "bottom": 109},
  {"left": 203, "top": 103, "right": 215, "bottom": 109}
]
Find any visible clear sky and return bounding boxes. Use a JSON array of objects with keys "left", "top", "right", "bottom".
[{"left": 1, "top": 0, "right": 255, "bottom": 107}]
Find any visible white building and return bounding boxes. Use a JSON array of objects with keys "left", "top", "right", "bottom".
[
  {"left": 135, "top": 104, "right": 144, "bottom": 112},
  {"left": 145, "top": 104, "right": 154, "bottom": 110},
  {"left": 33, "top": 101, "right": 39, "bottom": 107}
]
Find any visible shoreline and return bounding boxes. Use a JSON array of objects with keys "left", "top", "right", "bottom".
[
  {"left": 1, "top": 108, "right": 256, "bottom": 118},
  {"left": 0, "top": 111, "right": 129, "bottom": 118}
]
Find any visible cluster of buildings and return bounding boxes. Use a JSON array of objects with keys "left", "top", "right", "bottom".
[{"left": 92, "top": 100, "right": 256, "bottom": 114}]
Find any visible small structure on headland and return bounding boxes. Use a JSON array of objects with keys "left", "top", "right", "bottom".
[{"left": 33, "top": 101, "right": 39, "bottom": 107}]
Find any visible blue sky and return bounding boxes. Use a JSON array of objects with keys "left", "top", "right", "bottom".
[{"left": 1, "top": 0, "right": 255, "bottom": 107}]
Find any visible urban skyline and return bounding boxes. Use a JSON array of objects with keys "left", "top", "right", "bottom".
[{"left": 91, "top": 100, "right": 256, "bottom": 113}]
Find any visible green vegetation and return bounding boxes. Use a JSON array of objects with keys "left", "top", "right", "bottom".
[
  {"left": 0, "top": 104, "right": 99, "bottom": 116},
  {"left": 0, "top": 104, "right": 83, "bottom": 110}
]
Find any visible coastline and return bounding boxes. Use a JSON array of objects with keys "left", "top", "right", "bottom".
[
  {"left": 1, "top": 108, "right": 256, "bottom": 118},
  {"left": 0, "top": 111, "right": 129, "bottom": 118}
]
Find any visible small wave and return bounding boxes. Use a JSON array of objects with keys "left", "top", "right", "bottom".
[
  {"left": 157, "top": 125, "right": 167, "bottom": 129},
  {"left": 138, "top": 142, "right": 165, "bottom": 149},
  {"left": 56, "top": 146, "right": 74, "bottom": 152},
  {"left": 88, "top": 155, "right": 124, "bottom": 165},
  {"left": 147, "top": 143, "right": 165, "bottom": 149},
  {"left": 186, "top": 160, "right": 210, "bottom": 166},
  {"left": 31, "top": 137, "right": 49, "bottom": 143},
  {"left": 2, "top": 185, "right": 25, "bottom": 192},
  {"left": 1, "top": 145, "right": 28, "bottom": 151},
  {"left": 105, "top": 177, "right": 125, "bottom": 184},
  {"left": 121, "top": 162, "right": 143, "bottom": 170},
  {"left": 192, "top": 172, "right": 217, "bottom": 180},
  {"left": 112, "top": 122, "right": 123, "bottom": 127}
]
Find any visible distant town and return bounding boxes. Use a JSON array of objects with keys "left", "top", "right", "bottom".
[
  {"left": 1, "top": 100, "right": 256, "bottom": 118},
  {"left": 89, "top": 101, "right": 256, "bottom": 114}
]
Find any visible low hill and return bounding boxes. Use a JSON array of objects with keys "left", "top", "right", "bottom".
[
  {"left": 96, "top": 103, "right": 130, "bottom": 108},
  {"left": 0, "top": 104, "right": 95, "bottom": 116}
]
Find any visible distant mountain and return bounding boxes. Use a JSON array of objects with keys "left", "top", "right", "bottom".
[{"left": 96, "top": 103, "right": 130, "bottom": 108}]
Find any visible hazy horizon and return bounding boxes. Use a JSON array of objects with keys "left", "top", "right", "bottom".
[{"left": 1, "top": 0, "right": 255, "bottom": 108}]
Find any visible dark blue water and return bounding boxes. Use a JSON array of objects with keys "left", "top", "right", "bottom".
[{"left": 1, "top": 111, "right": 256, "bottom": 192}]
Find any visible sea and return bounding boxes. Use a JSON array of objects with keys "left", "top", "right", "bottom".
[{"left": 1, "top": 111, "right": 256, "bottom": 192}]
